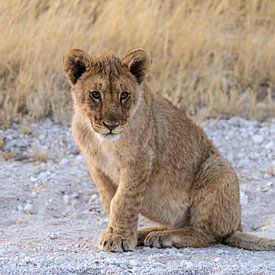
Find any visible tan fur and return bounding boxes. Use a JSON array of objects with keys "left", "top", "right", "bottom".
[{"left": 63, "top": 48, "right": 275, "bottom": 252}]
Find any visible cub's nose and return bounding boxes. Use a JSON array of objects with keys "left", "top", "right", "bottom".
[{"left": 103, "top": 121, "right": 120, "bottom": 131}]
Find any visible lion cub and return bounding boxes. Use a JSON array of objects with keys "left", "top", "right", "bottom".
[{"left": 64, "top": 48, "right": 275, "bottom": 252}]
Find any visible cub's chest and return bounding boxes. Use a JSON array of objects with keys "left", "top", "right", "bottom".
[{"left": 90, "top": 146, "right": 121, "bottom": 185}]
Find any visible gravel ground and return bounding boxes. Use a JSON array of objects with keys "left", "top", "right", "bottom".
[{"left": 0, "top": 117, "right": 275, "bottom": 275}]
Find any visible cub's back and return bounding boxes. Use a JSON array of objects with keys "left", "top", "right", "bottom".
[{"left": 150, "top": 92, "right": 218, "bottom": 178}]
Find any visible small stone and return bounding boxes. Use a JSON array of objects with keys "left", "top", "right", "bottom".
[
  {"left": 29, "top": 176, "right": 38, "bottom": 182},
  {"left": 240, "top": 191, "right": 248, "bottom": 205},
  {"left": 63, "top": 194, "right": 71, "bottom": 206},
  {"left": 17, "top": 205, "right": 24, "bottom": 211},
  {"left": 24, "top": 203, "right": 34, "bottom": 214},
  {"left": 265, "top": 141, "right": 274, "bottom": 149},
  {"left": 90, "top": 194, "right": 98, "bottom": 202},
  {"left": 59, "top": 158, "right": 69, "bottom": 165},
  {"left": 152, "top": 262, "right": 165, "bottom": 268},
  {"left": 48, "top": 232, "right": 59, "bottom": 240},
  {"left": 216, "top": 249, "right": 224, "bottom": 255},
  {"left": 54, "top": 256, "right": 67, "bottom": 265},
  {"left": 198, "top": 260, "right": 211, "bottom": 269},
  {"left": 12, "top": 123, "right": 19, "bottom": 130},
  {"left": 74, "top": 155, "right": 83, "bottom": 163},
  {"left": 38, "top": 171, "right": 51, "bottom": 180},
  {"left": 129, "top": 259, "right": 141, "bottom": 267},
  {"left": 252, "top": 134, "right": 264, "bottom": 144},
  {"left": 261, "top": 186, "right": 269, "bottom": 192},
  {"left": 180, "top": 260, "right": 193, "bottom": 270},
  {"left": 263, "top": 173, "right": 271, "bottom": 179}
]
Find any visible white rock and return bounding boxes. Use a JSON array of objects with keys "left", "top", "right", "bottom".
[
  {"left": 54, "top": 256, "right": 67, "bottom": 265},
  {"left": 29, "top": 176, "right": 38, "bottom": 182},
  {"left": 63, "top": 194, "right": 71, "bottom": 206},
  {"left": 0, "top": 249, "right": 5, "bottom": 256},
  {"left": 59, "top": 158, "right": 69, "bottom": 165},
  {"left": 265, "top": 141, "right": 274, "bottom": 149},
  {"left": 129, "top": 259, "right": 141, "bottom": 267},
  {"left": 38, "top": 171, "right": 51, "bottom": 179},
  {"left": 240, "top": 191, "right": 248, "bottom": 205},
  {"left": 17, "top": 205, "right": 24, "bottom": 211},
  {"left": 180, "top": 260, "right": 193, "bottom": 269},
  {"left": 48, "top": 232, "right": 59, "bottom": 240},
  {"left": 24, "top": 203, "right": 34, "bottom": 214},
  {"left": 90, "top": 194, "right": 98, "bottom": 202},
  {"left": 263, "top": 173, "right": 271, "bottom": 179},
  {"left": 252, "top": 134, "right": 264, "bottom": 144},
  {"left": 198, "top": 260, "right": 211, "bottom": 268}
]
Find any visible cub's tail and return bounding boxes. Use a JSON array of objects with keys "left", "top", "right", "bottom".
[{"left": 223, "top": 231, "right": 275, "bottom": 251}]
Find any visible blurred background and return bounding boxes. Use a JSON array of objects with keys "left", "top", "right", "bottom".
[{"left": 1, "top": 0, "right": 275, "bottom": 126}]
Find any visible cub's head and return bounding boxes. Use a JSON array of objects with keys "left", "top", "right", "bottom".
[{"left": 64, "top": 48, "right": 151, "bottom": 141}]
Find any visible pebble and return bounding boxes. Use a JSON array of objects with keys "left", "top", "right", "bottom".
[
  {"left": 265, "top": 141, "right": 274, "bottom": 149},
  {"left": 54, "top": 256, "right": 67, "bottom": 265},
  {"left": 24, "top": 203, "right": 34, "bottom": 214},
  {"left": 29, "top": 176, "right": 38, "bottom": 183},
  {"left": 252, "top": 134, "right": 264, "bottom": 144},
  {"left": 90, "top": 194, "right": 98, "bottom": 201},
  {"left": 48, "top": 232, "right": 59, "bottom": 240},
  {"left": 63, "top": 194, "right": 72, "bottom": 206},
  {"left": 180, "top": 259, "right": 194, "bottom": 269},
  {"left": 31, "top": 191, "right": 37, "bottom": 198},
  {"left": 59, "top": 158, "right": 69, "bottom": 165},
  {"left": 129, "top": 259, "right": 142, "bottom": 267},
  {"left": 240, "top": 191, "right": 248, "bottom": 205},
  {"left": 266, "top": 182, "right": 273, "bottom": 187},
  {"left": 17, "top": 205, "right": 24, "bottom": 211}
]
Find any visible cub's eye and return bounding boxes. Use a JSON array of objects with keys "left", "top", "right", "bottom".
[
  {"left": 89, "top": 91, "right": 101, "bottom": 101},
  {"left": 120, "top": 92, "right": 130, "bottom": 101}
]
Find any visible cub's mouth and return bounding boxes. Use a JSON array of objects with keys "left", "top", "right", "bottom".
[
  {"left": 91, "top": 127, "right": 122, "bottom": 142},
  {"left": 90, "top": 121, "right": 123, "bottom": 141},
  {"left": 96, "top": 132, "right": 122, "bottom": 141}
]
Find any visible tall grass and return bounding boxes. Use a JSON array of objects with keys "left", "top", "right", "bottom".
[{"left": 1, "top": 0, "right": 275, "bottom": 126}]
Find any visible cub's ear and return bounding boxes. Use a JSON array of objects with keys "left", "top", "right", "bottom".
[
  {"left": 122, "top": 48, "right": 151, "bottom": 84},
  {"left": 63, "top": 49, "right": 91, "bottom": 85}
]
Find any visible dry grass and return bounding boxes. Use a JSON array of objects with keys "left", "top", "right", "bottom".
[
  {"left": 32, "top": 148, "right": 48, "bottom": 163},
  {"left": 0, "top": 0, "right": 275, "bottom": 125},
  {"left": 0, "top": 136, "right": 4, "bottom": 149},
  {"left": 20, "top": 125, "right": 33, "bottom": 136},
  {"left": 2, "top": 151, "right": 15, "bottom": 161}
]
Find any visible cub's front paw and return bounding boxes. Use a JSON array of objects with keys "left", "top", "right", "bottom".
[{"left": 99, "top": 231, "right": 137, "bottom": 252}]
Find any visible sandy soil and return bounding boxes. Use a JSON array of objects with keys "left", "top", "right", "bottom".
[{"left": 0, "top": 117, "right": 274, "bottom": 274}]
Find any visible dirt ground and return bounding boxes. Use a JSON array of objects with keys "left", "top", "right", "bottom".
[{"left": 0, "top": 117, "right": 274, "bottom": 274}]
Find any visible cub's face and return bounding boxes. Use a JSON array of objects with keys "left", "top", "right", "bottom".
[{"left": 64, "top": 49, "right": 151, "bottom": 141}]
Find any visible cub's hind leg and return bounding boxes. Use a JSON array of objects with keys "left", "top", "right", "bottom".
[
  {"left": 145, "top": 154, "right": 242, "bottom": 249},
  {"left": 137, "top": 226, "right": 168, "bottom": 246},
  {"left": 144, "top": 227, "right": 215, "bottom": 248},
  {"left": 190, "top": 154, "right": 241, "bottom": 240}
]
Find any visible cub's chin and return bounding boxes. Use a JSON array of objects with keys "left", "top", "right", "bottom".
[{"left": 94, "top": 132, "right": 121, "bottom": 142}]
